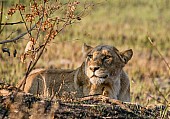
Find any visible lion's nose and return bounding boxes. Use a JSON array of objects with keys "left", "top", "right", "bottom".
[{"left": 90, "top": 66, "right": 100, "bottom": 72}]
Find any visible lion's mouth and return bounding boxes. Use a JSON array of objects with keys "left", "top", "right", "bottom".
[
  {"left": 90, "top": 75, "right": 108, "bottom": 85},
  {"left": 91, "top": 74, "right": 108, "bottom": 79}
]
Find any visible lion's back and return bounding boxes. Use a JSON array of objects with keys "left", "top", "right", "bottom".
[{"left": 18, "top": 68, "right": 81, "bottom": 97}]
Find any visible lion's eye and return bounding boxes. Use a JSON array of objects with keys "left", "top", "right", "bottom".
[{"left": 87, "top": 54, "right": 93, "bottom": 59}]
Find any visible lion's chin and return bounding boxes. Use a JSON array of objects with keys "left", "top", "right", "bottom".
[{"left": 89, "top": 77, "right": 106, "bottom": 85}]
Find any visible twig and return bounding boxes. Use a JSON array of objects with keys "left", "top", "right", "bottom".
[
  {"left": 0, "top": 0, "right": 3, "bottom": 31},
  {"left": 35, "top": 2, "right": 45, "bottom": 41},
  {"left": 152, "top": 79, "right": 169, "bottom": 104},
  {"left": 20, "top": 61, "right": 33, "bottom": 90},
  {"left": 148, "top": 37, "right": 170, "bottom": 118},
  {"left": 0, "top": 15, "right": 45, "bottom": 44},
  {"left": 0, "top": 24, "right": 36, "bottom": 44},
  {"left": 19, "top": 9, "right": 31, "bottom": 36},
  {"left": 0, "top": 21, "right": 6, "bottom": 34},
  {"left": 148, "top": 93, "right": 164, "bottom": 104},
  {"left": 148, "top": 37, "right": 170, "bottom": 71},
  {"left": 50, "top": 77, "right": 64, "bottom": 101},
  {"left": 0, "top": 21, "right": 24, "bottom": 25},
  {"left": 78, "top": 2, "right": 95, "bottom": 18},
  {"left": 4, "top": 30, "right": 17, "bottom": 40}
]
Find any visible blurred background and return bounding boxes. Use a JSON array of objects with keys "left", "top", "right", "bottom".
[{"left": 0, "top": 0, "right": 169, "bottom": 105}]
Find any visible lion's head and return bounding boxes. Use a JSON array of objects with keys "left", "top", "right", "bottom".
[{"left": 82, "top": 44, "right": 133, "bottom": 85}]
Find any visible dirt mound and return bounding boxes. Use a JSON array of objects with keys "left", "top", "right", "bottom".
[{"left": 0, "top": 82, "right": 169, "bottom": 119}]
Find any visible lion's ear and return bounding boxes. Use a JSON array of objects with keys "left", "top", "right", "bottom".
[
  {"left": 120, "top": 49, "right": 133, "bottom": 64},
  {"left": 82, "top": 43, "right": 93, "bottom": 58}
]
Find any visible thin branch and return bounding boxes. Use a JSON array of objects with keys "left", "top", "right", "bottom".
[
  {"left": 0, "top": 15, "right": 45, "bottom": 44},
  {"left": 21, "top": 61, "right": 33, "bottom": 90},
  {"left": 148, "top": 93, "right": 164, "bottom": 104},
  {"left": 152, "top": 79, "right": 169, "bottom": 104},
  {"left": 0, "top": 1, "right": 3, "bottom": 31},
  {"left": 0, "top": 21, "right": 24, "bottom": 25},
  {"left": 148, "top": 37, "right": 170, "bottom": 71},
  {"left": 50, "top": 78, "right": 64, "bottom": 101},
  {"left": 35, "top": 1, "right": 45, "bottom": 41},
  {"left": 0, "top": 21, "right": 6, "bottom": 34},
  {"left": 4, "top": 30, "right": 17, "bottom": 40},
  {"left": 19, "top": 9, "right": 31, "bottom": 36},
  {"left": 0, "top": 24, "right": 36, "bottom": 44}
]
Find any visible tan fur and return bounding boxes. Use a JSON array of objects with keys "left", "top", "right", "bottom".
[{"left": 18, "top": 44, "right": 133, "bottom": 102}]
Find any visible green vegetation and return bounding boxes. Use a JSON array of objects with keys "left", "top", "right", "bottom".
[{"left": 0, "top": 0, "right": 169, "bottom": 107}]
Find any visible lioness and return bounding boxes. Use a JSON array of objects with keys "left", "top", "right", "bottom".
[{"left": 18, "top": 44, "right": 133, "bottom": 102}]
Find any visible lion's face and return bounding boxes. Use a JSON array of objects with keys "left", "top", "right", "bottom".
[{"left": 83, "top": 44, "right": 133, "bottom": 85}]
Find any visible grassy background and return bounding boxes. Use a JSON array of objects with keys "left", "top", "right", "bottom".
[{"left": 0, "top": 0, "right": 170, "bottom": 106}]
